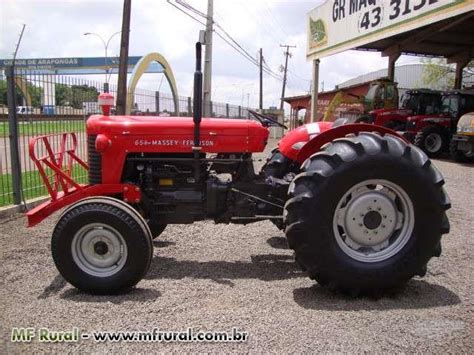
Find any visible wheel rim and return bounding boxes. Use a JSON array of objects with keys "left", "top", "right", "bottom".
[
  {"left": 333, "top": 179, "right": 415, "bottom": 263},
  {"left": 425, "top": 133, "right": 442, "bottom": 153},
  {"left": 71, "top": 223, "right": 128, "bottom": 277}
]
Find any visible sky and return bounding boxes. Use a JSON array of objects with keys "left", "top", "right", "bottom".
[{"left": 0, "top": 0, "right": 422, "bottom": 110}]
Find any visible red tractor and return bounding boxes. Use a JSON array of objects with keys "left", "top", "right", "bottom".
[
  {"left": 364, "top": 89, "right": 442, "bottom": 130},
  {"left": 401, "top": 90, "right": 474, "bottom": 158},
  {"left": 27, "top": 44, "right": 450, "bottom": 296}
]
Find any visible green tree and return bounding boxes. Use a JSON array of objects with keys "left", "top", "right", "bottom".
[
  {"left": 55, "top": 84, "right": 98, "bottom": 109},
  {"left": 422, "top": 58, "right": 474, "bottom": 89},
  {"left": 0, "top": 79, "right": 42, "bottom": 107}
]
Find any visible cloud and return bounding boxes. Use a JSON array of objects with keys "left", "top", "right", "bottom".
[{"left": 0, "top": 0, "right": 422, "bottom": 111}]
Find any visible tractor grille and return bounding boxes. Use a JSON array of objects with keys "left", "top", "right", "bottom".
[{"left": 87, "top": 135, "right": 102, "bottom": 184}]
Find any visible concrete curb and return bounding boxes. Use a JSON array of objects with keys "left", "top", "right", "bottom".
[{"left": 0, "top": 196, "right": 49, "bottom": 220}]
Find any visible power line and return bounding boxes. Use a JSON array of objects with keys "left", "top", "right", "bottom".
[
  {"left": 262, "top": 0, "right": 289, "bottom": 40},
  {"left": 168, "top": 0, "right": 282, "bottom": 81}
]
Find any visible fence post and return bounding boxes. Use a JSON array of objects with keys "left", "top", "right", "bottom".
[
  {"left": 210, "top": 101, "right": 213, "bottom": 117},
  {"left": 226, "top": 103, "right": 229, "bottom": 118},
  {"left": 187, "top": 97, "right": 192, "bottom": 117},
  {"left": 5, "top": 66, "right": 22, "bottom": 206},
  {"left": 155, "top": 91, "right": 160, "bottom": 114},
  {"left": 238, "top": 105, "right": 242, "bottom": 118}
]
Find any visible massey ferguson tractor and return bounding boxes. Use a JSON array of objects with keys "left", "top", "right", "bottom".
[
  {"left": 363, "top": 88, "right": 442, "bottom": 131},
  {"left": 27, "top": 43, "right": 450, "bottom": 296},
  {"left": 325, "top": 82, "right": 442, "bottom": 133},
  {"left": 402, "top": 90, "right": 474, "bottom": 158}
]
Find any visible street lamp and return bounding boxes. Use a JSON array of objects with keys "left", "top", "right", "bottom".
[{"left": 84, "top": 31, "right": 121, "bottom": 92}]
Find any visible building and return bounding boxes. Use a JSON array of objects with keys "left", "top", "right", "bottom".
[{"left": 284, "top": 63, "right": 474, "bottom": 126}]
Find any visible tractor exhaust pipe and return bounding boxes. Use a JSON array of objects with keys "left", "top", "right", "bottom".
[
  {"left": 192, "top": 42, "right": 203, "bottom": 181},
  {"left": 193, "top": 42, "right": 203, "bottom": 147}
]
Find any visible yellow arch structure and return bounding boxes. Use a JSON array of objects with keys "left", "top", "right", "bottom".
[
  {"left": 126, "top": 52, "right": 179, "bottom": 115},
  {"left": 14, "top": 76, "right": 33, "bottom": 107}
]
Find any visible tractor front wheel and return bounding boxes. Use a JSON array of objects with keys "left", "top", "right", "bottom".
[
  {"left": 414, "top": 125, "right": 448, "bottom": 158},
  {"left": 284, "top": 132, "right": 450, "bottom": 295},
  {"left": 52, "top": 197, "right": 153, "bottom": 294}
]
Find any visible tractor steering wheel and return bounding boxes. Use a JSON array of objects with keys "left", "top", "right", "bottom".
[{"left": 248, "top": 109, "right": 288, "bottom": 129}]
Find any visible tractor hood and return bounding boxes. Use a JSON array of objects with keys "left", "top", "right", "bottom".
[
  {"left": 278, "top": 122, "right": 333, "bottom": 161},
  {"left": 86, "top": 115, "right": 270, "bottom": 155},
  {"left": 87, "top": 115, "right": 266, "bottom": 136}
]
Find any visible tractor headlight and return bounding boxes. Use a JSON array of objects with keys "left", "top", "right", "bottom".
[{"left": 457, "top": 113, "right": 474, "bottom": 134}]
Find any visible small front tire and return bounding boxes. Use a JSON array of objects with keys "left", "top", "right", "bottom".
[{"left": 52, "top": 197, "right": 153, "bottom": 294}]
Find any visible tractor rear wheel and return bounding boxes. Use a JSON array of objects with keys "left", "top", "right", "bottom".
[
  {"left": 284, "top": 132, "right": 450, "bottom": 295},
  {"left": 52, "top": 197, "right": 153, "bottom": 294},
  {"left": 414, "top": 125, "right": 448, "bottom": 158}
]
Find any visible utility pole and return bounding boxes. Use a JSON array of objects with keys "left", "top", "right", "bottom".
[
  {"left": 259, "top": 48, "right": 263, "bottom": 110},
  {"left": 116, "top": 0, "right": 132, "bottom": 115},
  {"left": 279, "top": 44, "right": 295, "bottom": 111},
  {"left": 203, "top": 0, "right": 213, "bottom": 117}
]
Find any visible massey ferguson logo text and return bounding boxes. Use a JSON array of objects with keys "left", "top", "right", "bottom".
[{"left": 134, "top": 139, "right": 214, "bottom": 147}]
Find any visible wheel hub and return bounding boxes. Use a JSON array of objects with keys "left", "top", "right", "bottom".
[
  {"left": 94, "top": 241, "right": 109, "bottom": 256},
  {"left": 71, "top": 223, "right": 128, "bottom": 277},
  {"left": 334, "top": 180, "right": 414, "bottom": 263},
  {"left": 363, "top": 211, "right": 382, "bottom": 230},
  {"left": 425, "top": 133, "right": 442, "bottom": 152}
]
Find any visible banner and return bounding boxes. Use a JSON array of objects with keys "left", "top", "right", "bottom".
[{"left": 307, "top": 0, "right": 473, "bottom": 59}]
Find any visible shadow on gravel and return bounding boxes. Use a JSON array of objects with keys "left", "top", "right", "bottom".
[
  {"left": 38, "top": 274, "right": 161, "bottom": 303},
  {"left": 59, "top": 288, "right": 161, "bottom": 304},
  {"left": 267, "top": 236, "right": 289, "bottom": 250},
  {"left": 153, "top": 240, "right": 176, "bottom": 248},
  {"left": 293, "top": 280, "right": 461, "bottom": 311},
  {"left": 38, "top": 274, "right": 67, "bottom": 299},
  {"left": 146, "top": 253, "right": 303, "bottom": 286}
]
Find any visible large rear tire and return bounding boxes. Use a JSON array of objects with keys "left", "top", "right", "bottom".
[
  {"left": 414, "top": 125, "right": 448, "bottom": 158},
  {"left": 284, "top": 132, "right": 450, "bottom": 295},
  {"left": 52, "top": 197, "right": 153, "bottom": 294}
]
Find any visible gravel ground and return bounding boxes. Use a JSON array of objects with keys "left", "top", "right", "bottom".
[{"left": 0, "top": 140, "right": 473, "bottom": 353}]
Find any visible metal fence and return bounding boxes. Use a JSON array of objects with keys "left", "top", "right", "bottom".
[{"left": 0, "top": 67, "right": 254, "bottom": 208}]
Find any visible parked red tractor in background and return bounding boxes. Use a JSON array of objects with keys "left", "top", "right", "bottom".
[
  {"left": 401, "top": 90, "right": 474, "bottom": 158},
  {"left": 362, "top": 88, "right": 442, "bottom": 131},
  {"left": 27, "top": 43, "right": 450, "bottom": 296}
]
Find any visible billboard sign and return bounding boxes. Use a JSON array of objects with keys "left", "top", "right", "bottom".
[
  {"left": 0, "top": 56, "right": 164, "bottom": 74},
  {"left": 307, "top": 0, "right": 473, "bottom": 59}
]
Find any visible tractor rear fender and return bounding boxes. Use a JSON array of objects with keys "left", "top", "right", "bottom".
[{"left": 295, "top": 123, "right": 409, "bottom": 164}]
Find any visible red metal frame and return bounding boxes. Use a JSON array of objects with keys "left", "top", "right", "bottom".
[
  {"left": 29, "top": 133, "right": 88, "bottom": 200},
  {"left": 27, "top": 133, "right": 141, "bottom": 227}
]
